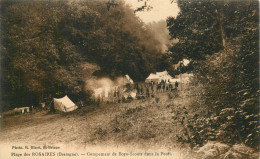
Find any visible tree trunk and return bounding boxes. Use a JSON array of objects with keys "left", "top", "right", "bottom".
[
  {"left": 216, "top": 3, "right": 226, "bottom": 49},
  {"left": 219, "top": 12, "right": 226, "bottom": 48}
]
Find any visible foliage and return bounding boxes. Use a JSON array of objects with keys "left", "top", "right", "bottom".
[
  {"left": 167, "top": 0, "right": 224, "bottom": 61},
  {"left": 167, "top": 0, "right": 258, "bottom": 63},
  {"left": 180, "top": 37, "right": 259, "bottom": 149},
  {"left": 1, "top": 0, "right": 163, "bottom": 110},
  {"left": 57, "top": 0, "right": 163, "bottom": 81},
  {"left": 178, "top": 35, "right": 259, "bottom": 149},
  {"left": 132, "top": 0, "right": 153, "bottom": 13},
  {"left": 170, "top": 0, "right": 259, "bottom": 150}
]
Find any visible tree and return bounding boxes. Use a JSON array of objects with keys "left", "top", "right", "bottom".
[
  {"left": 167, "top": 0, "right": 224, "bottom": 62},
  {"left": 170, "top": 0, "right": 259, "bottom": 148},
  {"left": 0, "top": 0, "right": 165, "bottom": 110},
  {"left": 61, "top": 0, "right": 163, "bottom": 81}
]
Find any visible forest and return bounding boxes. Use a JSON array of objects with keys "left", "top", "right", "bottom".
[
  {"left": 166, "top": 0, "right": 258, "bottom": 152},
  {"left": 1, "top": 0, "right": 168, "bottom": 110},
  {"left": 0, "top": 0, "right": 259, "bottom": 156}
]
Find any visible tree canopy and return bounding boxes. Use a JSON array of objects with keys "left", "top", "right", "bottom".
[
  {"left": 166, "top": 0, "right": 259, "bottom": 148},
  {"left": 0, "top": 0, "right": 164, "bottom": 110}
]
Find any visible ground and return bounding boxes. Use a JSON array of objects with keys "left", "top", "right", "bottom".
[
  {"left": 0, "top": 87, "right": 206, "bottom": 159},
  {"left": 1, "top": 86, "right": 258, "bottom": 159}
]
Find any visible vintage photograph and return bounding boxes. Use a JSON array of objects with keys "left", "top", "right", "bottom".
[{"left": 0, "top": 0, "right": 259, "bottom": 158}]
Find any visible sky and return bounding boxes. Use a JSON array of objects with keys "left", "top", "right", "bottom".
[{"left": 125, "top": 0, "right": 180, "bottom": 23}]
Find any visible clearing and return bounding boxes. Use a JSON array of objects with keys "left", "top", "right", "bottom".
[{"left": 0, "top": 88, "right": 196, "bottom": 158}]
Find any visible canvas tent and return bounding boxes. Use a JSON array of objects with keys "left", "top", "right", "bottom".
[
  {"left": 125, "top": 74, "right": 134, "bottom": 84},
  {"left": 146, "top": 73, "right": 160, "bottom": 82},
  {"left": 169, "top": 78, "right": 181, "bottom": 83},
  {"left": 53, "top": 95, "right": 78, "bottom": 112},
  {"left": 145, "top": 71, "right": 174, "bottom": 83}
]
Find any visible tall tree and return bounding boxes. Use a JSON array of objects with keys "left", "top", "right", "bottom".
[
  {"left": 167, "top": 0, "right": 224, "bottom": 61},
  {"left": 1, "top": 0, "right": 165, "bottom": 110},
  {"left": 169, "top": 0, "right": 259, "bottom": 148}
]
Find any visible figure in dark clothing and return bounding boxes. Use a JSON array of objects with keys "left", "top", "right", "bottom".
[
  {"left": 162, "top": 83, "right": 165, "bottom": 92},
  {"left": 161, "top": 79, "right": 164, "bottom": 84},
  {"left": 175, "top": 81, "right": 179, "bottom": 89},
  {"left": 117, "top": 89, "right": 120, "bottom": 97},
  {"left": 140, "top": 87, "right": 143, "bottom": 94},
  {"left": 146, "top": 87, "right": 150, "bottom": 97},
  {"left": 122, "top": 96, "right": 126, "bottom": 103},
  {"left": 151, "top": 84, "right": 154, "bottom": 93},
  {"left": 114, "top": 89, "right": 117, "bottom": 97},
  {"left": 135, "top": 84, "right": 139, "bottom": 93},
  {"left": 78, "top": 100, "right": 83, "bottom": 109},
  {"left": 97, "top": 95, "right": 101, "bottom": 106},
  {"left": 157, "top": 84, "right": 161, "bottom": 92},
  {"left": 50, "top": 101, "right": 56, "bottom": 113},
  {"left": 101, "top": 89, "right": 105, "bottom": 102},
  {"left": 169, "top": 83, "right": 173, "bottom": 92}
]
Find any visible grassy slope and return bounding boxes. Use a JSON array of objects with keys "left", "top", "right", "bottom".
[{"left": 0, "top": 87, "right": 196, "bottom": 158}]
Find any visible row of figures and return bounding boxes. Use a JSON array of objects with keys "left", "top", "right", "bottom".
[
  {"left": 93, "top": 80, "right": 179, "bottom": 105},
  {"left": 155, "top": 80, "right": 179, "bottom": 92},
  {"left": 135, "top": 80, "right": 179, "bottom": 98}
]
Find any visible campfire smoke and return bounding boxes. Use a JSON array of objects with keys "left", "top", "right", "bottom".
[{"left": 85, "top": 76, "right": 135, "bottom": 101}]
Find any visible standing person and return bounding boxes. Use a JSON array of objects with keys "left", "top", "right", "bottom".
[
  {"left": 78, "top": 100, "right": 83, "bottom": 109},
  {"left": 151, "top": 83, "right": 154, "bottom": 93},
  {"left": 169, "top": 83, "right": 173, "bottom": 92},
  {"left": 50, "top": 101, "right": 56, "bottom": 113},
  {"left": 97, "top": 94, "right": 101, "bottom": 106},
  {"left": 135, "top": 83, "right": 139, "bottom": 93},
  {"left": 117, "top": 87, "right": 120, "bottom": 100},
  {"left": 101, "top": 88, "right": 105, "bottom": 102},
  {"left": 157, "top": 83, "right": 160, "bottom": 92},
  {"left": 175, "top": 81, "right": 179, "bottom": 89},
  {"left": 114, "top": 88, "right": 117, "bottom": 97},
  {"left": 136, "top": 84, "right": 140, "bottom": 94},
  {"left": 163, "top": 81, "right": 165, "bottom": 92},
  {"left": 146, "top": 86, "right": 150, "bottom": 97}
]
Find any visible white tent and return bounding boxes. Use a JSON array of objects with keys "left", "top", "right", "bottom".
[
  {"left": 146, "top": 73, "right": 159, "bottom": 81},
  {"left": 125, "top": 75, "right": 134, "bottom": 84},
  {"left": 169, "top": 78, "right": 181, "bottom": 83},
  {"left": 145, "top": 71, "right": 173, "bottom": 83},
  {"left": 53, "top": 95, "right": 78, "bottom": 112}
]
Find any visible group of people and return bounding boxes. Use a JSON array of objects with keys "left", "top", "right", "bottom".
[
  {"left": 135, "top": 80, "right": 179, "bottom": 98},
  {"left": 155, "top": 80, "right": 179, "bottom": 93},
  {"left": 93, "top": 80, "right": 180, "bottom": 105}
]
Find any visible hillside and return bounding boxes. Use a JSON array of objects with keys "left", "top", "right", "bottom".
[
  {"left": 0, "top": 88, "right": 196, "bottom": 158},
  {"left": 1, "top": 85, "right": 258, "bottom": 159}
]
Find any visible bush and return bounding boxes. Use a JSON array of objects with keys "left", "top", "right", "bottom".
[{"left": 179, "top": 39, "right": 259, "bottom": 149}]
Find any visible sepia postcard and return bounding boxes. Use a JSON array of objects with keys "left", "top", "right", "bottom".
[{"left": 0, "top": 0, "right": 259, "bottom": 159}]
